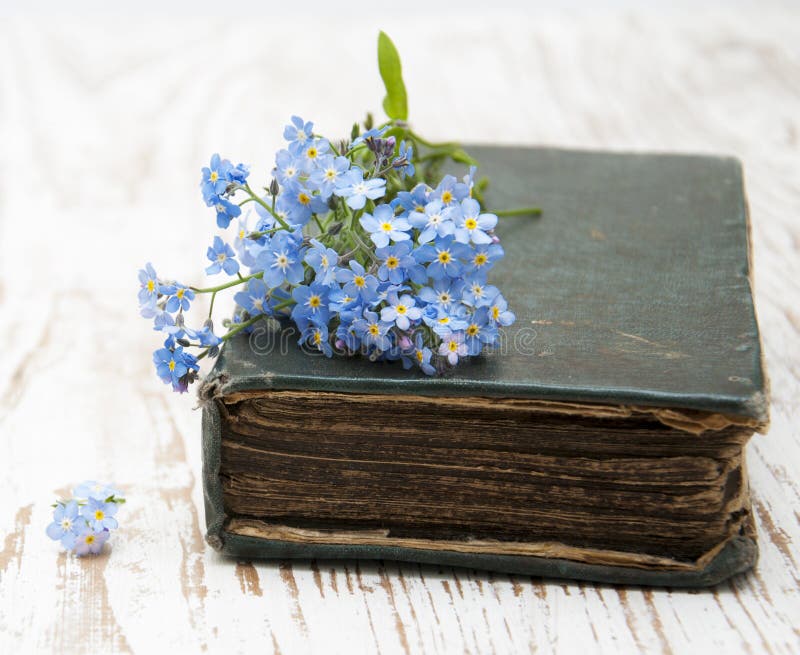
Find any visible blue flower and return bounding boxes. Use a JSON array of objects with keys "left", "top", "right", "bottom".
[
  {"left": 422, "top": 304, "right": 469, "bottom": 337},
  {"left": 328, "top": 286, "right": 361, "bottom": 314},
  {"left": 275, "top": 149, "right": 303, "bottom": 186},
  {"left": 299, "top": 324, "right": 333, "bottom": 358},
  {"left": 432, "top": 174, "right": 469, "bottom": 206},
  {"left": 488, "top": 292, "right": 516, "bottom": 326},
  {"left": 417, "top": 278, "right": 465, "bottom": 311},
  {"left": 393, "top": 140, "right": 415, "bottom": 178},
  {"left": 201, "top": 154, "right": 249, "bottom": 206},
  {"left": 280, "top": 180, "right": 328, "bottom": 225},
  {"left": 305, "top": 239, "right": 340, "bottom": 286},
  {"left": 165, "top": 284, "right": 195, "bottom": 313},
  {"left": 152, "top": 310, "right": 183, "bottom": 335},
  {"left": 334, "top": 168, "right": 386, "bottom": 210},
  {"left": 375, "top": 242, "right": 425, "bottom": 284},
  {"left": 411, "top": 333, "right": 436, "bottom": 376},
  {"left": 413, "top": 235, "right": 472, "bottom": 280},
  {"left": 380, "top": 292, "right": 422, "bottom": 330},
  {"left": 463, "top": 307, "right": 498, "bottom": 355},
  {"left": 464, "top": 243, "right": 504, "bottom": 274},
  {"left": 438, "top": 331, "right": 468, "bottom": 365},
  {"left": 335, "top": 259, "right": 379, "bottom": 302},
  {"left": 393, "top": 184, "right": 430, "bottom": 215},
  {"left": 138, "top": 262, "right": 173, "bottom": 309},
  {"left": 46, "top": 500, "right": 81, "bottom": 550},
  {"left": 283, "top": 115, "right": 314, "bottom": 155},
  {"left": 453, "top": 198, "right": 497, "bottom": 245},
  {"left": 185, "top": 323, "right": 222, "bottom": 347},
  {"left": 201, "top": 153, "right": 232, "bottom": 203},
  {"left": 409, "top": 200, "right": 457, "bottom": 243},
  {"left": 300, "top": 137, "right": 330, "bottom": 171},
  {"left": 352, "top": 125, "right": 389, "bottom": 146},
  {"left": 81, "top": 497, "right": 119, "bottom": 531},
  {"left": 309, "top": 155, "right": 351, "bottom": 198},
  {"left": 73, "top": 527, "right": 110, "bottom": 557},
  {"left": 153, "top": 344, "right": 198, "bottom": 392},
  {"left": 206, "top": 236, "right": 240, "bottom": 276},
  {"left": 359, "top": 204, "right": 411, "bottom": 248},
  {"left": 353, "top": 309, "right": 392, "bottom": 351},
  {"left": 291, "top": 282, "right": 331, "bottom": 328},
  {"left": 233, "top": 277, "right": 271, "bottom": 316},
  {"left": 462, "top": 272, "right": 499, "bottom": 307},
  {"left": 257, "top": 231, "right": 305, "bottom": 288},
  {"left": 209, "top": 195, "right": 242, "bottom": 229}
]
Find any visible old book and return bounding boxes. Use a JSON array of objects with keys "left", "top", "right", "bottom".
[{"left": 199, "top": 146, "right": 769, "bottom": 586}]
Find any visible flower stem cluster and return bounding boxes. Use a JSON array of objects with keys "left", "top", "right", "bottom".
[{"left": 136, "top": 35, "right": 539, "bottom": 393}]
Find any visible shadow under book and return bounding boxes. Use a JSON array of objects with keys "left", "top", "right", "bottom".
[{"left": 199, "top": 146, "right": 769, "bottom": 587}]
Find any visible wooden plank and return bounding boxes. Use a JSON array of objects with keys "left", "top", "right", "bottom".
[{"left": 1, "top": 7, "right": 799, "bottom": 653}]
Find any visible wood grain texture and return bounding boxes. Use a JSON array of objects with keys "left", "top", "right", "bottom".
[{"left": 1, "top": 6, "right": 799, "bottom": 653}]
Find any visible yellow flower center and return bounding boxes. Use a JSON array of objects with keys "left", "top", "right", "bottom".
[
  {"left": 448, "top": 340, "right": 459, "bottom": 352},
  {"left": 147, "top": 280, "right": 155, "bottom": 293},
  {"left": 325, "top": 169, "right": 336, "bottom": 180},
  {"left": 94, "top": 510, "right": 105, "bottom": 521},
  {"left": 466, "top": 324, "right": 479, "bottom": 336},
  {"left": 416, "top": 351, "right": 424, "bottom": 362},
  {"left": 386, "top": 256, "right": 399, "bottom": 269},
  {"left": 61, "top": 519, "right": 72, "bottom": 529},
  {"left": 354, "top": 276, "right": 366, "bottom": 288},
  {"left": 309, "top": 295, "right": 321, "bottom": 308},
  {"left": 492, "top": 306, "right": 500, "bottom": 319},
  {"left": 368, "top": 324, "right": 380, "bottom": 336},
  {"left": 176, "top": 288, "right": 185, "bottom": 299},
  {"left": 313, "top": 331, "right": 322, "bottom": 345},
  {"left": 396, "top": 304, "right": 407, "bottom": 315},
  {"left": 209, "top": 171, "right": 219, "bottom": 183},
  {"left": 298, "top": 192, "right": 311, "bottom": 206},
  {"left": 381, "top": 222, "right": 393, "bottom": 232},
  {"left": 277, "top": 254, "right": 288, "bottom": 267},
  {"left": 437, "top": 250, "right": 452, "bottom": 264},
  {"left": 439, "top": 292, "right": 451, "bottom": 304},
  {"left": 85, "top": 535, "right": 95, "bottom": 544},
  {"left": 414, "top": 204, "right": 425, "bottom": 213},
  {"left": 307, "top": 146, "right": 318, "bottom": 159},
  {"left": 217, "top": 253, "right": 226, "bottom": 262},
  {"left": 239, "top": 229, "right": 246, "bottom": 240},
  {"left": 438, "top": 317, "right": 450, "bottom": 325},
  {"left": 474, "top": 253, "right": 488, "bottom": 266},
  {"left": 465, "top": 218, "right": 478, "bottom": 230},
  {"left": 168, "top": 360, "right": 176, "bottom": 372},
  {"left": 441, "top": 191, "right": 453, "bottom": 204}
]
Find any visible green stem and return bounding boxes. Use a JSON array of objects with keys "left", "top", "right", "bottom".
[
  {"left": 208, "top": 291, "right": 217, "bottom": 318},
  {"left": 272, "top": 298, "right": 295, "bottom": 311},
  {"left": 243, "top": 183, "right": 291, "bottom": 231},
  {"left": 191, "top": 272, "right": 262, "bottom": 294},
  {"left": 408, "top": 129, "right": 459, "bottom": 150},
  {"left": 494, "top": 207, "right": 542, "bottom": 217}
]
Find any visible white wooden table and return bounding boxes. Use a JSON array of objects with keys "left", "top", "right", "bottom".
[{"left": 1, "top": 7, "right": 799, "bottom": 653}]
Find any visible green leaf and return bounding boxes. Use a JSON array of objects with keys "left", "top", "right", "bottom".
[{"left": 377, "top": 31, "right": 408, "bottom": 121}]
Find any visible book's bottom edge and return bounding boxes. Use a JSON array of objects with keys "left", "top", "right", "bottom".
[{"left": 207, "top": 525, "right": 758, "bottom": 588}]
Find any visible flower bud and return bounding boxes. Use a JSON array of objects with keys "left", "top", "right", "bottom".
[{"left": 269, "top": 178, "right": 280, "bottom": 197}]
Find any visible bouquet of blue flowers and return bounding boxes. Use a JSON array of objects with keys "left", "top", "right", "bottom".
[{"left": 138, "top": 33, "right": 538, "bottom": 393}]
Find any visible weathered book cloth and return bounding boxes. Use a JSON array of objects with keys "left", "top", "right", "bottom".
[{"left": 199, "top": 146, "right": 769, "bottom": 586}]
